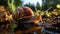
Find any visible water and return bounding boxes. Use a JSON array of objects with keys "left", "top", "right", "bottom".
[{"left": 41, "top": 25, "right": 60, "bottom": 34}]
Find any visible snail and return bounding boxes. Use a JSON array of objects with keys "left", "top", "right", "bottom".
[
  {"left": 12, "top": 6, "right": 42, "bottom": 32},
  {"left": 12, "top": 6, "right": 34, "bottom": 20}
]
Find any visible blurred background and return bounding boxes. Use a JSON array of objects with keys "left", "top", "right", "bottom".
[{"left": 0, "top": 0, "right": 60, "bottom": 34}]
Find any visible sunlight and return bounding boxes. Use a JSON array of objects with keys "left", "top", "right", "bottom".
[{"left": 22, "top": 0, "right": 42, "bottom": 6}]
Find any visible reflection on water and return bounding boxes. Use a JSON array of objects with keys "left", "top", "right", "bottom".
[
  {"left": 34, "top": 32, "right": 37, "bottom": 34},
  {"left": 0, "top": 16, "right": 60, "bottom": 34},
  {"left": 41, "top": 22, "right": 60, "bottom": 34},
  {"left": 42, "top": 27, "right": 60, "bottom": 34}
]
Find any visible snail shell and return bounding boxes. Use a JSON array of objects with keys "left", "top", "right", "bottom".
[{"left": 12, "top": 6, "right": 34, "bottom": 20}]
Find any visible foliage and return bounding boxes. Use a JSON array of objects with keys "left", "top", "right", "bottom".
[
  {"left": 8, "top": 0, "right": 23, "bottom": 13},
  {"left": 24, "top": 2, "right": 42, "bottom": 12},
  {"left": 42, "top": 0, "right": 60, "bottom": 11},
  {"left": 0, "top": 0, "right": 8, "bottom": 8},
  {"left": 36, "top": 2, "right": 40, "bottom": 10},
  {"left": 0, "top": 0, "right": 23, "bottom": 13},
  {"left": 14, "top": 0, "right": 23, "bottom": 7},
  {"left": 24, "top": 3, "right": 36, "bottom": 12}
]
